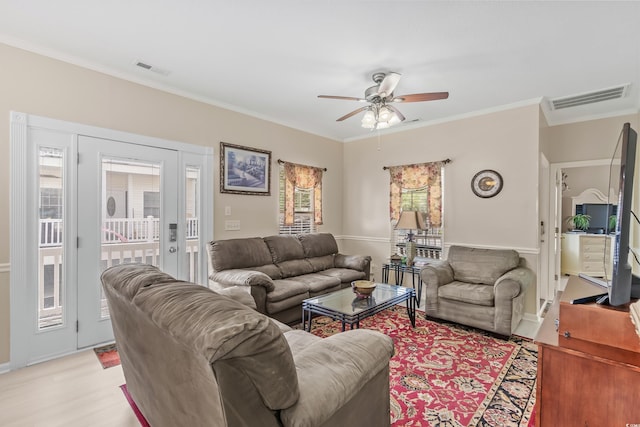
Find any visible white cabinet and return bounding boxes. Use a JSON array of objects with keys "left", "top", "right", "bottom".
[{"left": 561, "top": 233, "right": 613, "bottom": 277}]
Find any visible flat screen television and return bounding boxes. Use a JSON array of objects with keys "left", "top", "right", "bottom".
[{"left": 580, "top": 122, "right": 640, "bottom": 306}]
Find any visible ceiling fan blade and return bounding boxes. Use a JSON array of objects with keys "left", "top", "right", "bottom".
[
  {"left": 336, "top": 106, "right": 368, "bottom": 121},
  {"left": 387, "top": 105, "right": 406, "bottom": 122},
  {"left": 377, "top": 72, "right": 401, "bottom": 98},
  {"left": 391, "top": 92, "right": 449, "bottom": 103},
  {"left": 318, "top": 95, "right": 366, "bottom": 102}
]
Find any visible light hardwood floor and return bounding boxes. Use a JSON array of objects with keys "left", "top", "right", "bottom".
[
  {"left": 0, "top": 350, "right": 140, "bottom": 427},
  {"left": 0, "top": 291, "right": 539, "bottom": 427}
]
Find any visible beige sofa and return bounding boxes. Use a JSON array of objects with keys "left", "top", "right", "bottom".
[
  {"left": 419, "top": 245, "right": 535, "bottom": 336},
  {"left": 101, "top": 263, "right": 394, "bottom": 427},
  {"left": 207, "top": 233, "right": 371, "bottom": 324}
]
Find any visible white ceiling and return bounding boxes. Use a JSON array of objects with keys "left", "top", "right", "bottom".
[{"left": 1, "top": 1, "right": 639, "bottom": 142}]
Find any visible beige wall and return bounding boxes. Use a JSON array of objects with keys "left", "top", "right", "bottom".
[
  {"left": 341, "top": 104, "right": 541, "bottom": 314},
  {"left": 0, "top": 43, "right": 343, "bottom": 364},
  {"left": 545, "top": 114, "right": 639, "bottom": 163}
]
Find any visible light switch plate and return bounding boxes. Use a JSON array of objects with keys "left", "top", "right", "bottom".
[{"left": 225, "top": 206, "right": 231, "bottom": 216}]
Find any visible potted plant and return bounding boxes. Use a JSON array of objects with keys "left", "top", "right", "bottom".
[
  {"left": 566, "top": 214, "right": 591, "bottom": 232},
  {"left": 608, "top": 214, "right": 617, "bottom": 233}
]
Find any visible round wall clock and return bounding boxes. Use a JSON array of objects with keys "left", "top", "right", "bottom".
[{"left": 471, "top": 169, "right": 503, "bottom": 198}]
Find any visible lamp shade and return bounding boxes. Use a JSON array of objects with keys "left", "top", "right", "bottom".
[{"left": 395, "top": 211, "right": 427, "bottom": 230}]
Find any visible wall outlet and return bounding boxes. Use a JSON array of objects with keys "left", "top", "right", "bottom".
[{"left": 224, "top": 220, "right": 240, "bottom": 231}]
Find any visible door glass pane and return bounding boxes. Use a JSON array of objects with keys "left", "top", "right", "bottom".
[
  {"left": 38, "top": 147, "right": 64, "bottom": 329},
  {"left": 101, "top": 158, "right": 160, "bottom": 318},
  {"left": 185, "top": 166, "right": 200, "bottom": 283}
]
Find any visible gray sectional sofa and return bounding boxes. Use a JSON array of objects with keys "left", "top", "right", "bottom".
[
  {"left": 207, "top": 233, "right": 371, "bottom": 324},
  {"left": 101, "top": 263, "right": 393, "bottom": 427}
]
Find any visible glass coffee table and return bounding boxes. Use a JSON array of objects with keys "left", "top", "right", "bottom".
[{"left": 302, "top": 283, "right": 416, "bottom": 332}]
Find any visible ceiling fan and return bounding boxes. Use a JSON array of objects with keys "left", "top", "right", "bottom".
[{"left": 318, "top": 72, "right": 449, "bottom": 129}]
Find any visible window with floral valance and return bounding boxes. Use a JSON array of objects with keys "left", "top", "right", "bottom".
[
  {"left": 281, "top": 161, "right": 324, "bottom": 227},
  {"left": 387, "top": 160, "right": 448, "bottom": 259},
  {"left": 388, "top": 161, "right": 445, "bottom": 225}
]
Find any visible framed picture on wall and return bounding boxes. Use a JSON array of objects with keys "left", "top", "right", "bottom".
[{"left": 220, "top": 142, "right": 271, "bottom": 195}]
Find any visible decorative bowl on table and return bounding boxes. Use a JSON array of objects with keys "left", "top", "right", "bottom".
[{"left": 351, "top": 280, "right": 376, "bottom": 298}]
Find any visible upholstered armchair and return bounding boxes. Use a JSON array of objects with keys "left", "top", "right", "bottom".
[
  {"left": 419, "top": 245, "right": 535, "bottom": 336},
  {"left": 101, "top": 263, "right": 394, "bottom": 427}
]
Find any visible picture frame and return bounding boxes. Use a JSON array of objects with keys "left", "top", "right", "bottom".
[{"left": 220, "top": 142, "right": 271, "bottom": 195}]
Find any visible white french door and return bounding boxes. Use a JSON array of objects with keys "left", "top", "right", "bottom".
[
  {"left": 10, "top": 112, "right": 212, "bottom": 369},
  {"left": 76, "top": 136, "right": 179, "bottom": 348}
]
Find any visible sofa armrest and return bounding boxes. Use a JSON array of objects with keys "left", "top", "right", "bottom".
[
  {"left": 420, "top": 261, "right": 454, "bottom": 315},
  {"left": 494, "top": 267, "right": 535, "bottom": 301},
  {"left": 419, "top": 261, "right": 454, "bottom": 287},
  {"left": 335, "top": 253, "right": 372, "bottom": 274},
  {"left": 209, "top": 269, "right": 275, "bottom": 292},
  {"left": 281, "top": 329, "right": 393, "bottom": 426}
]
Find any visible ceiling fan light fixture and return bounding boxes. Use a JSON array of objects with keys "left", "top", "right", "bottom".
[
  {"left": 378, "top": 106, "right": 392, "bottom": 122},
  {"left": 361, "top": 109, "right": 376, "bottom": 128},
  {"left": 388, "top": 113, "right": 402, "bottom": 126},
  {"left": 319, "top": 71, "right": 447, "bottom": 131}
]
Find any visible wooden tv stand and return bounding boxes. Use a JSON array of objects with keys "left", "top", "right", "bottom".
[{"left": 534, "top": 276, "right": 640, "bottom": 426}]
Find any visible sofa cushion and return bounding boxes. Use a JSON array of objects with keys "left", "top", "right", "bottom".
[
  {"left": 268, "top": 279, "right": 310, "bottom": 303},
  {"left": 277, "top": 259, "right": 314, "bottom": 278},
  {"left": 306, "top": 255, "right": 335, "bottom": 272},
  {"left": 298, "top": 233, "right": 339, "bottom": 258},
  {"left": 438, "top": 281, "right": 495, "bottom": 307},
  {"left": 448, "top": 245, "right": 520, "bottom": 285},
  {"left": 264, "top": 235, "right": 306, "bottom": 263},
  {"left": 318, "top": 267, "right": 366, "bottom": 283},
  {"left": 208, "top": 238, "right": 273, "bottom": 271},
  {"left": 102, "top": 264, "right": 300, "bottom": 414},
  {"left": 293, "top": 273, "right": 341, "bottom": 294},
  {"left": 252, "top": 264, "right": 283, "bottom": 280},
  {"left": 266, "top": 293, "right": 310, "bottom": 315}
]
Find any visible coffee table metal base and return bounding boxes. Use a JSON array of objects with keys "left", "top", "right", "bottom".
[{"left": 302, "top": 287, "right": 416, "bottom": 332}]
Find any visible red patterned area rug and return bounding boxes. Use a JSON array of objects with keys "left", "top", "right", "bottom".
[
  {"left": 120, "top": 385, "right": 151, "bottom": 427},
  {"left": 118, "top": 305, "right": 537, "bottom": 427},
  {"left": 311, "top": 305, "right": 537, "bottom": 427},
  {"left": 93, "top": 343, "right": 120, "bottom": 369}
]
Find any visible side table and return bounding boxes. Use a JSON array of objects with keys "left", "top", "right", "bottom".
[{"left": 381, "top": 263, "right": 423, "bottom": 307}]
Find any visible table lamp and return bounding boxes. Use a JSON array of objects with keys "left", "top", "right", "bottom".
[{"left": 395, "top": 211, "right": 426, "bottom": 266}]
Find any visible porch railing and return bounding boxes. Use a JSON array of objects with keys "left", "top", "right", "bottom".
[
  {"left": 38, "top": 217, "right": 201, "bottom": 328},
  {"left": 40, "top": 217, "right": 199, "bottom": 246}
]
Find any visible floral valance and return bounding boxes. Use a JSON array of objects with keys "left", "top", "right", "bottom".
[
  {"left": 283, "top": 161, "right": 324, "bottom": 226},
  {"left": 388, "top": 161, "right": 446, "bottom": 227}
]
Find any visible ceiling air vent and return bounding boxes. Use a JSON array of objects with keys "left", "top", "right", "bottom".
[
  {"left": 550, "top": 84, "right": 629, "bottom": 110},
  {"left": 134, "top": 60, "right": 170, "bottom": 76}
]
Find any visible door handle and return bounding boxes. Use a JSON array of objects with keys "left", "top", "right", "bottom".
[{"left": 169, "top": 246, "right": 177, "bottom": 253}]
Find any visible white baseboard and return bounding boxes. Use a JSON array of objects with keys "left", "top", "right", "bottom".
[{"left": 0, "top": 362, "right": 10, "bottom": 375}]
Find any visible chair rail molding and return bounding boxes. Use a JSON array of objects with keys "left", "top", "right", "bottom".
[
  {"left": 0, "top": 263, "right": 9, "bottom": 274},
  {"left": 336, "top": 235, "right": 390, "bottom": 244}
]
